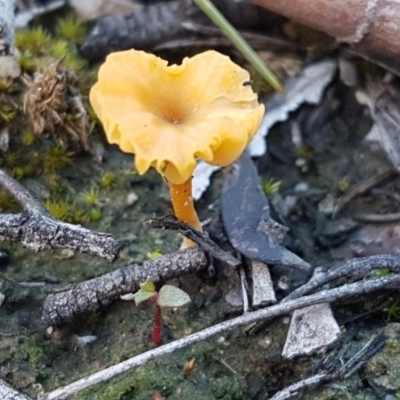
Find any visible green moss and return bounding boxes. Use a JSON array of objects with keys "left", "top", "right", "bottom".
[
  {"left": 19, "top": 334, "right": 60, "bottom": 383},
  {"left": 15, "top": 27, "right": 51, "bottom": 55},
  {"left": 48, "top": 39, "right": 70, "bottom": 59},
  {"left": 99, "top": 172, "right": 117, "bottom": 189},
  {"left": 81, "top": 363, "right": 181, "bottom": 400},
  {"left": 21, "top": 132, "right": 37, "bottom": 146},
  {"left": 147, "top": 248, "right": 162, "bottom": 259},
  {"left": 43, "top": 146, "right": 73, "bottom": 173},
  {"left": 56, "top": 16, "right": 88, "bottom": 43},
  {"left": 88, "top": 208, "right": 102, "bottom": 222},
  {"left": 0, "top": 105, "right": 18, "bottom": 123},
  {"left": 374, "top": 268, "right": 391, "bottom": 276},
  {"left": 2, "top": 151, "right": 19, "bottom": 168},
  {"left": 212, "top": 376, "right": 243, "bottom": 400},
  {"left": 18, "top": 51, "right": 41, "bottom": 73},
  {"left": 11, "top": 166, "right": 26, "bottom": 180},
  {"left": 0, "top": 190, "right": 17, "bottom": 211},
  {"left": 262, "top": 177, "right": 281, "bottom": 196},
  {"left": 71, "top": 209, "right": 90, "bottom": 224},
  {"left": 43, "top": 198, "right": 71, "bottom": 221},
  {"left": 79, "top": 187, "right": 101, "bottom": 207}
]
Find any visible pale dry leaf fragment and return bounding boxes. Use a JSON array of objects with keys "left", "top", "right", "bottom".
[
  {"left": 251, "top": 260, "right": 276, "bottom": 307},
  {"left": 249, "top": 59, "right": 337, "bottom": 157},
  {"left": 282, "top": 267, "right": 341, "bottom": 359},
  {"left": 370, "top": 89, "right": 400, "bottom": 171}
]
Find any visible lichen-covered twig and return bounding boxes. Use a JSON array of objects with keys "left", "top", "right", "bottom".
[
  {"left": 0, "top": 169, "right": 119, "bottom": 260},
  {"left": 39, "top": 273, "right": 400, "bottom": 400},
  {"left": 41, "top": 247, "right": 208, "bottom": 325},
  {"left": 0, "top": 378, "right": 33, "bottom": 400},
  {"left": 286, "top": 254, "right": 400, "bottom": 300}
]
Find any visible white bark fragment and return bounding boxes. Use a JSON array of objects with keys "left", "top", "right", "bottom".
[
  {"left": 0, "top": 378, "right": 33, "bottom": 400},
  {"left": 251, "top": 260, "right": 276, "bottom": 307},
  {"left": 282, "top": 267, "right": 341, "bottom": 359}
]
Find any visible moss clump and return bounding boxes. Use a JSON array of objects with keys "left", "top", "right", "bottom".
[
  {"left": 0, "top": 104, "right": 18, "bottom": 123},
  {"left": 262, "top": 177, "right": 281, "bottom": 196},
  {"left": 212, "top": 376, "right": 243, "bottom": 400},
  {"left": 79, "top": 186, "right": 101, "bottom": 207},
  {"left": 43, "top": 198, "right": 71, "bottom": 221},
  {"left": 55, "top": 16, "right": 88, "bottom": 44},
  {"left": 43, "top": 146, "right": 73, "bottom": 173},
  {"left": 21, "top": 131, "right": 37, "bottom": 146},
  {"left": 0, "top": 190, "right": 17, "bottom": 211},
  {"left": 99, "top": 172, "right": 117, "bottom": 189},
  {"left": 88, "top": 208, "right": 102, "bottom": 222},
  {"left": 15, "top": 27, "right": 51, "bottom": 56}
]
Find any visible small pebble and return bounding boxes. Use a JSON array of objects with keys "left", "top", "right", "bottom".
[
  {"left": 258, "top": 336, "right": 272, "bottom": 350},
  {"left": 277, "top": 275, "right": 289, "bottom": 291},
  {"left": 59, "top": 249, "right": 75, "bottom": 259},
  {"left": 75, "top": 335, "right": 98, "bottom": 345},
  {"left": 294, "top": 182, "right": 309, "bottom": 192},
  {"left": 126, "top": 192, "right": 139, "bottom": 206},
  {"left": 318, "top": 194, "right": 335, "bottom": 215}
]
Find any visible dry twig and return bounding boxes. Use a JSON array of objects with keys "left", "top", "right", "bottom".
[
  {"left": 0, "top": 169, "right": 119, "bottom": 260},
  {"left": 333, "top": 169, "right": 396, "bottom": 217},
  {"left": 286, "top": 254, "right": 400, "bottom": 300},
  {"left": 42, "top": 247, "right": 208, "bottom": 325}
]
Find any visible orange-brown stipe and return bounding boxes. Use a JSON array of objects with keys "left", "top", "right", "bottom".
[{"left": 169, "top": 178, "right": 201, "bottom": 247}]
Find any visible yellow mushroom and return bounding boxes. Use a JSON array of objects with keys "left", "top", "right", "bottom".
[{"left": 90, "top": 49, "right": 264, "bottom": 247}]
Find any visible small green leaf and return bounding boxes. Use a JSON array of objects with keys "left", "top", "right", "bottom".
[
  {"left": 157, "top": 285, "right": 191, "bottom": 308},
  {"left": 140, "top": 278, "right": 156, "bottom": 293},
  {"left": 133, "top": 290, "right": 155, "bottom": 306}
]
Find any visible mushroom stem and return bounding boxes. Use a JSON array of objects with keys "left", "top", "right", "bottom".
[{"left": 168, "top": 178, "right": 202, "bottom": 247}]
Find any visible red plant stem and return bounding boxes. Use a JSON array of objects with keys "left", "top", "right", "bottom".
[{"left": 152, "top": 303, "right": 162, "bottom": 346}]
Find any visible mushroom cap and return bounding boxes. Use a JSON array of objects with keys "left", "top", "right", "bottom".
[{"left": 90, "top": 49, "right": 265, "bottom": 184}]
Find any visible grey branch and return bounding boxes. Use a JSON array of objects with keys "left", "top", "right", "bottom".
[
  {"left": 0, "top": 169, "right": 120, "bottom": 260},
  {"left": 0, "top": 378, "right": 33, "bottom": 400},
  {"left": 42, "top": 247, "right": 208, "bottom": 325},
  {"left": 0, "top": 0, "right": 20, "bottom": 78},
  {"left": 286, "top": 254, "right": 400, "bottom": 300},
  {"left": 39, "top": 273, "right": 400, "bottom": 400}
]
